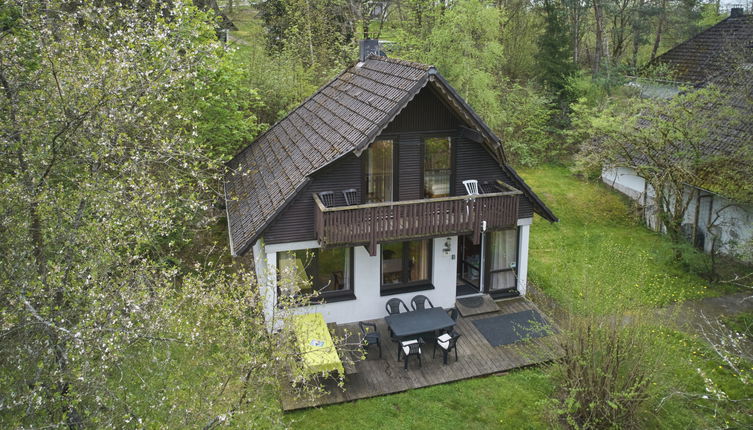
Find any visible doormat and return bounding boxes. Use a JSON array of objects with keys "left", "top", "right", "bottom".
[
  {"left": 456, "top": 283, "right": 478, "bottom": 297},
  {"left": 457, "top": 296, "right": 484, "bottom": 308},
  {"left": 455, "top": 294, "right": 499, "bottom": 317},
  {"left": 472, "top": 309, "right": 554, "bottom": 347}
]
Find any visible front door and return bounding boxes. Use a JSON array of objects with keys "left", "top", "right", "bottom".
[{"left": 457, "top": 234, "right": 482, "bottom": 296}]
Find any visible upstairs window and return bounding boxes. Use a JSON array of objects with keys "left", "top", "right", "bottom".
[
  {"left": 424, "top": 136, "right": 452, "bottom": 198},
  {"left": 277, "top": 247, "right": 353, "bottom": 301},
  {"left": 381, "top": 240, "right": 432, "bottom": 295},
  {"left": 365, "top": 139, "right": 394, "bottom": 203}
]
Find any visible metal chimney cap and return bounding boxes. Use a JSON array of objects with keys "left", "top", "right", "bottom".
[{"left": 359, "top": 39, "right": 382, "bottom": 62}]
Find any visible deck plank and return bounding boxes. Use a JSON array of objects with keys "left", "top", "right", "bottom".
[{"left": 281, "top": 298, "right": 560, "bottom": 411}]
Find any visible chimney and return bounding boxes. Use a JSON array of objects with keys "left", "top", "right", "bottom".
[
  {"left": 730, "top": 7, "right": 744, "bottom": 17},
  {"left": 359, "top": 39, "right": 382, "bottom": 62}
]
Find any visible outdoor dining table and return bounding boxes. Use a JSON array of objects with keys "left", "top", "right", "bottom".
[
  {"left": 291, "top": 313, "right": 345, "bottom": 378},
  {"left": 384, "top": 307, "right": 456, "bottom": 339}
]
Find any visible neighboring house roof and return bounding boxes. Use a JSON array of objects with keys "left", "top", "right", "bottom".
[
  {"left": 635, "top": 13, "right": 753, "bottom": 202},
  {"left": 694, "top": 69, "right": 753, "bottom": 201},
  {"left": 648, "top": 13, "right": 753, "bottom": 84},
  {"left": 225, "top": 56, "right": 556, "bottom": 257}
]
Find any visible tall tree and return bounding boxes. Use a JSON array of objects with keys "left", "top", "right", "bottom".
[
  {"left": 0, "top": 1, "right": 329, "bottom": 427},
  {"left": 537, "top": 0, "right": 576, "bottom": 95}
]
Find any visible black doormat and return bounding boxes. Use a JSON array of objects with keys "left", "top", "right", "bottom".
[
  {"left": 472, "top": 310, "right": 554, "bottom": 347},
  {"left": 456, "top": 283, "right": 478, "bottom": 297},
  {"left": 457, "top": 296, "right": 484, "bottom": 308}
]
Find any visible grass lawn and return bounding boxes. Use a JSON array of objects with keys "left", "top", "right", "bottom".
[
  {"left": 519, "top": 165, "right": 735, "bottom": 311},
  {"left": 287, "top": 369, "right": 552, "bottom": 430}
]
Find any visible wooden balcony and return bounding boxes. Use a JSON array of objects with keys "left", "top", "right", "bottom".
[{"left": 313, "top": 182, "right": 522, "bottom": 256}]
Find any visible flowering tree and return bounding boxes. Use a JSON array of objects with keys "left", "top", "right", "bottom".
[{"left": 0, "top": 1, "right": 344, "bottom": 427}]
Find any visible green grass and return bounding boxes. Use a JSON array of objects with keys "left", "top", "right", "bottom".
[
  {"left": 519, "top": 165, "right": 734, "bottom": 310},
  {"left": 287, "top": 369, "right": 552, "bottom": 430}
]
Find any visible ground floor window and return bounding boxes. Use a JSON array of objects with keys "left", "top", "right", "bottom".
[
  {"left": 487, "top": 229, "right": 519, "bottom": 291},
  {"left": 381, "top": 239, "right": 432, "bottom": 295},
  {"left": 277, "top": 247, "right": 353, "bottom": 302}
]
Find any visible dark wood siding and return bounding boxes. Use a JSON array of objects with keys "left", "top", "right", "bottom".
[
  {"left": 264, "top": 154, "right": 362, "bottom": 244},
  {"left": 397, "top": 135, "right": 422, "bottom": 200},
  {"left": 381, "top": 86, "right": 461, "bottom": 133},
  {"left": 454, "top": 136, "right": 534, "bottom": 219}
]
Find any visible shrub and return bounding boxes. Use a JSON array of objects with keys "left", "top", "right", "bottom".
[{"left": 547, "top": 314, "right": 663, "bottom": 429}]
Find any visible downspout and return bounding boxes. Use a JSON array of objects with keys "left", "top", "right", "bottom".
[{"left": 479, "top": 220, "right": 487, "bottom": 294}]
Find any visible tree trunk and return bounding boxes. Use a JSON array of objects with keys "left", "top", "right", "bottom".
[
  {"left": 631, "top": 0, "right": 645, "bottom": 70},
  {"left": 650, "top": 0, "right": 667, "bottom": 61},
  {"left": 593, "top": 0, "right": 605, "bottom": 74}
]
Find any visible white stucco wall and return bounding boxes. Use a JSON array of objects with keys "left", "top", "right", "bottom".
[
  {"left": 602, "top": 166, "right": 753, "bottom": 259},
  {"left": 254, "top": 222, "right": 536, "bottom": 326},
  {"left": 258, "top": 237, "right": 459, "bottom": 326}
]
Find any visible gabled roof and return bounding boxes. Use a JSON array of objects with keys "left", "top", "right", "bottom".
[
  {"left": 648, "top": 14, "right": 753, "bottom": 84},
  {"left": 225, "top": 56, "right": 555, "bottom": 256}
]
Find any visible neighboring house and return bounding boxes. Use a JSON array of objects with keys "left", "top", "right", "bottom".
[
  {"left": 224, "top": 42, "right": 557, "bottom": 325},
  {"left": 603, "top": 8, "right": 753, "bottom": 259}
]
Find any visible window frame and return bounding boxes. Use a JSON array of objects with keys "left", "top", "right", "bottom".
[
  {"left": 420, "top": 134, "right": 455, "bottom": 199},
  {"left": 379, "top": 239, "right": 434, "bottom": 296},
  {"left": 362, "top": 137, "right": 398, "bottom": 203},
  {"left": 276, "top": 247, "right": 356, "bottom": 304}
]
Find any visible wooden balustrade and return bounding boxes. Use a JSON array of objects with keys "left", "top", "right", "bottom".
[{"left": 313, "top": 187, "right": 521, "bottom": 256}]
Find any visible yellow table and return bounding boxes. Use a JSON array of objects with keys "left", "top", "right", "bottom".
[{"left": 292, "top": 313, "right": 344, "bottom": 377}]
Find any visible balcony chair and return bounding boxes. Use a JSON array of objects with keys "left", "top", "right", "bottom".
[
  {"left": 342, "top": 188, "right": 358, "bottom": 206},
  {"left": 433, "top": 331, "right": 461, "bottom": 365},
  {"left": 410, "top": 295, "right": 434, "bottom": 311},
  {"left": 318, "top": 191, "right": 336, "bottom": 208},
  {"left": 358, "top": 321, "right": 382, "bottom": 358},
  {"left": 447, "top": 307, "right": 459, "bottom": 325},
  {"left": 385, "top": 298, "right": 410, "bottom": 315},
  {"left": 400, "top": 339, "right": 423, "bottom": 370},
  {"left": 463, "top": 179, "right": 480, "bottom": 196}
]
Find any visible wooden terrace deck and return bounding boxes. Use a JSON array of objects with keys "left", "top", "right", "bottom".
[{"left": 281, "top": 297, "right": 560, "bottom": 411}]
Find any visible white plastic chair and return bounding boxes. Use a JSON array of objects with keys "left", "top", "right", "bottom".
[{"left": 463, "top": 179, "right": 479, "bottom": 196}]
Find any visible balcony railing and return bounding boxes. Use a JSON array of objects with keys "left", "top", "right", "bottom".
[{"left": 313, "top": 182, "right": 522, "bottom": 256}]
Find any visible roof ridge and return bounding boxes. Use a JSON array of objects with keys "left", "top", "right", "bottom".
[{"left": 366, "top": 55, "right": 433, "bottom": 71}]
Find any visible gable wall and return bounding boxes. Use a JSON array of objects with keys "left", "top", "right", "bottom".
[{"left": 262, "top": 85, "right": 532, "bottom": 245}]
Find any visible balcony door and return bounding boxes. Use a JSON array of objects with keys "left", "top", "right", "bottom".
[
  {"left": 486, "top": 229, "right": 519, "bottom": 294},
  {"left": 365, "top": 139, "right": 394, "bottom": 203}
]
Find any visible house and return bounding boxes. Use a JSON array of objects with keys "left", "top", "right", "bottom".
[
  {"left": 602, "top": 8, "right": 753, "bottom": 260},
  {"left": 224, "top": 42, "right": 557, "bottom": 325}
]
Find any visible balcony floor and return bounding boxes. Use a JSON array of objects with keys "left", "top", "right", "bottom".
[{"left": 281, "top": 297, "right": 561, "bottom": 411}]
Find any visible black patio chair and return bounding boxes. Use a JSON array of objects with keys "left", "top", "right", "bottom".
[
  {"left": 433, "top": 332, "right": 461, "bottom": 365},
  {"left": 448, "top": 307, "right": 459, "bottom": 321},
  {"left": 385, "top": 298, "right": 409, "bottom": 315},
  {"left": 400, "top": 339, "right": 423, "bottom": 370},
  {"left": 410, "top": 295, "right": 434, "bottom": 311},
  {"left": 318, "top": 191, "right": 336, "bottom": 208},
  {"left": 342, "top": 188, "right": 358, "bottom": 206},
  {"left": 358, "top": 321, "right": 381, "bottom": 358}
]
